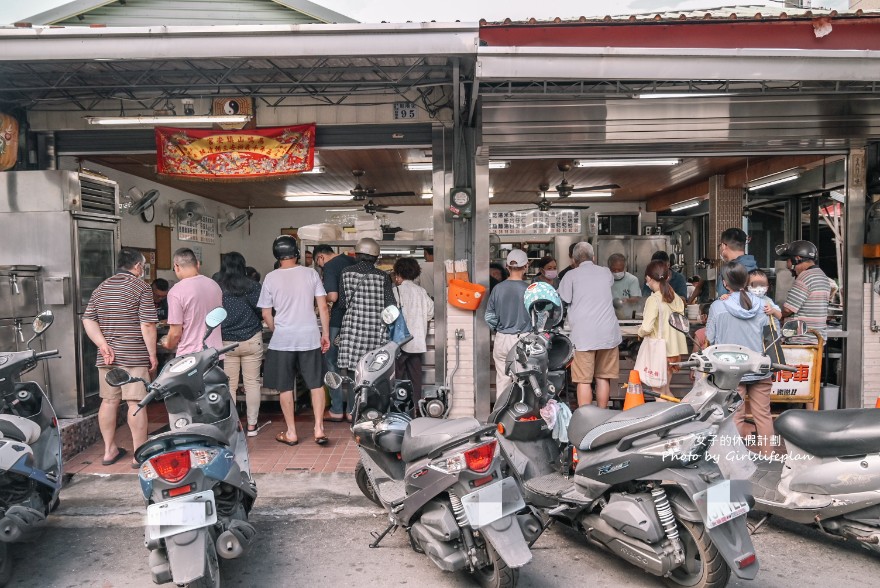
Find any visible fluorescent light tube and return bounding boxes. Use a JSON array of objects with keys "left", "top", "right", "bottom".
[
  {"left": 489, "top": 160, "right": 510, "bottom": 169},
  {"left": 404, "top": 162, "right": 433, "bottom": 171},
  {"left": 85, "top": 114, "right": 252, "bottom": 126},
  {"left": 747, "top": 174, "right": 799, "bottom": 191},
  {"left": 285, "top": 195, "right": 352, "bottom": 202},
  {"left": 636, "top": 93, "right": 728, "bottom": 99},
  {"left": 575, "top": 159, "right": 680, "bottom": 168},
  {"left": 670, "top": 199, "right": 701, "bottom": 212},
  {"left": 421, "top": 193, "right": 433, "bottom": 199},
  {"left": 380, "top": 249, "right": 412, "bottom": 255}
]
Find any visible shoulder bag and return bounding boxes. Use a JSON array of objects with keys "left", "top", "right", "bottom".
[{"left": 388, "top": 286, "right": 412, "bottom": 345}]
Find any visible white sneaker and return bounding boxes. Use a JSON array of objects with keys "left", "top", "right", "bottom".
[{"left": 247, "top": 427, "right": 258, "bottom": 437}]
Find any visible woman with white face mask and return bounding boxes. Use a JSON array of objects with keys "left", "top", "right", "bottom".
[{"left": 531, "top": 255, "right": 560, "bottom": 288}]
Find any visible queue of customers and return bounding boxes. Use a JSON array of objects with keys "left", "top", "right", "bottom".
[
  {"left": 485, "top": 228, "right": 831, "bottom": 457},
  {"left": 83, "top": 237, "right": 434, "bottom": 463}
]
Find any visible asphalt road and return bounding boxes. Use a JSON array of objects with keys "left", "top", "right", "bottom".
[{"left": 7, "top": 473, "right": 879, "bottom": 587}]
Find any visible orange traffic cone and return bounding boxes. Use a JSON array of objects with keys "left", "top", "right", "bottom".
[
  {"left": 875, "top": 396, "right": 880, "bottom": 408},
  {"left": 623, "top": 370, "right": 645, "bottom": 411}
]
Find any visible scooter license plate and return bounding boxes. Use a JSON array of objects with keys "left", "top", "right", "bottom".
[
  {"left": 693, "top": 480, "right": 749, "bottom": 530},
  {"left": 146, "top": 490, "right": 217, "bottom": 540},
  {"left": 460, "top": 477, "right": 526, "bottom": 529}
]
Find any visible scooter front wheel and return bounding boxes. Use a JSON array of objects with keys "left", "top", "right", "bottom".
[
  {"left": 663, "top": 519, "right": 730, "bottom": 588},
  {"left": 471, "top": 540, "right": 518, "bottom": 588},
  {"left": 354, "top": 460, "right": 381, "bottom": 507}
]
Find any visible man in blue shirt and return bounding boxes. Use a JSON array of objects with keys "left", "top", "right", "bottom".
[{"left": 716, "top": 227, "right": 758, "bottom": 296}]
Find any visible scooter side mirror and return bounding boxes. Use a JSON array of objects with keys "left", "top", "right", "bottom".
[
  {"left": 668, "top": 312, "right": 690, "bottom": 334},
  {"left": 32, "top": 310, "right": 54, "bottom": 334},
  {"left": 324, "top": 371, "right": 344, "bottom": 389},
  {"left": 203, "top": 307, "right": 227, "bottom": 348},
  {"left": 105, "top": 367, "right": 133, "bottom": 387},
  {"left": 781, "top": 320, "right": 808, "bottom": 339},
  {"left": 381, "top": 305, "right": 400, "bottom": 325},
  {"left": 26, "top": 310, "right": 55, "bottom": 350}
]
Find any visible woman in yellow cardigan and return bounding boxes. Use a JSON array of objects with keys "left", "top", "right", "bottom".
[{"left": 638, "top": 260, "right": 688, "bottom": 397}]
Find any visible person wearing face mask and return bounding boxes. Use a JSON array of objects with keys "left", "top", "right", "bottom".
[
  {"left": 719, "top": 269, "right": 782, "bottom": 321},
  {"left": 532, "top": 255, "right": 559, "bottom": 288},
  {"left": 608, "top": 253, "right": 640, "bottom": 302},
  {"left": 777, "top": 240, "right": 829, "bottom": 344},
  {"left": 716, "top": 228, "right": 758, "bottom": 296}
]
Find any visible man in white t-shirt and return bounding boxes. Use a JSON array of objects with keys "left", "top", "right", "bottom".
[
  {"left": 416, "top": 246, "right": 435, "bottom": 299},
  {"left": 259, "top": 236, "right": 330, "bottom": 447}
]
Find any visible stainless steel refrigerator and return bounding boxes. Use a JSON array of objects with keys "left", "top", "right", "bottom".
[
  {"left": 593, "top": 235, "right": 671, "bottom": 280},
  {"left": 0, "top": 170, "right": 119, "bottom": 417}
]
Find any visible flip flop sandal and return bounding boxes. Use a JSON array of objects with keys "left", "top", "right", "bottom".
[
  {"left": 275, "top": 432, "right": 299, "bottom": 446},
  {"left": 325, "top": 414, "right": 345, "bottom": 423},
  {"left": 101, "top": 447, "right": 128, "bottom": 466},
  {"left": 315, "top": 436, "right": 329, "bottom": 446}
]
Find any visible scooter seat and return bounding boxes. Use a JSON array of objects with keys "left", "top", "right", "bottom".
[
  {"left": 401, "top": 417, "right": 483, "bottom": 463},
  {"left": 577, "top": 402, "right": 696, "bottom": 451},
  {"left": 0, "top": 414, "right": 40, "bottom": 445},
  {"left": 775, "top": 408, "right": 880, "bottom": 458},
  {"left": 568, "top": 406, "right": 621, "bottom": 449}
]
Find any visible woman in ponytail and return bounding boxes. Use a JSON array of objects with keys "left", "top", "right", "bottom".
[
  {"left": 707, "top": 261, "right": 778, "bottom": 457},
  {"left": 638, "top": 260, "right": 688, "bottom": 397}
]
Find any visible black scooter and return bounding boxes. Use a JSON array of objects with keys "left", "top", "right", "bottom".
[
  {"left": 106, "top": 308, "right": 256, "bottom": 588},
  {"left": 489, "top": 310, "right": 766, "bottom": 588},
  {"left": 325, "top": 310, "right": 542, "bottom": 588},
  {"left": 0, "top": 311, "right": 62, "bottom": 586}
]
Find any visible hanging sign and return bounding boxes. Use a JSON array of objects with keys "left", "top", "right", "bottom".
[
  {"left": 489, "top": 210, "right": 581, "bottom": 235},
  {"left": 155, "top": 124, "right": 315, "bottom": 180}
]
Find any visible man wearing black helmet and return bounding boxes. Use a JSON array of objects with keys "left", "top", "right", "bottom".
[
  {"left": 258, "top": 235, "right": 331, "bottom": 446},
  {"left": 777, "top": 240, "right": 829, "bottom": 344}
]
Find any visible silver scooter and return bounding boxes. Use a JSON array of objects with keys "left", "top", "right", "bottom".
[
  {"left": 105, "top": 308, "right": 257, "bottom": 587},
  {"left": 732, "top": 321, "right": 880, "bottom": 553},
  {"left": 0, "top": 311, "right": 62, "bottom": 586}
]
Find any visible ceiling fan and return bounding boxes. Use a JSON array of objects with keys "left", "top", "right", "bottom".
[
  {"left": 511, "top": 184, "right": 594, "bottom": 212},
  {"left": 363, "top": 199, "right": 404, "bottom": 215},
  {"left": 346, "top": 169, "right": 416, "bottom": 201},
  {"left": 554, "top": 163, "right": 620, "bottom": 198}
]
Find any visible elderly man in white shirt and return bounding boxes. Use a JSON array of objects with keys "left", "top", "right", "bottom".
[{"left": 558, "top": 242, "right": 622, "bottom": 408}]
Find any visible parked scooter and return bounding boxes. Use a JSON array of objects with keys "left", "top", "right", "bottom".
[
  {"left": 324, "top": 307, "right": 542, "bottom": 588},
  {"left": 723, "top": 320, "right": 880, "bottom": 553},
  {"left": 0, "top": 311, "right": 62, "bottom": 585},
  {"left": 489, "top": 285, "right": 767, "bottom": 588},
  {"left": 105, "top": 308, "right": 256, "bottom": 587}
]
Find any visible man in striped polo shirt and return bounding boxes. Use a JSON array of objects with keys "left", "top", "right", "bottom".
[
  {"left": 83, "top": 249, "right": 158, "bottom": 468},
  {"left": 777, "top": 240, "right": 830, "bottom": 345}
]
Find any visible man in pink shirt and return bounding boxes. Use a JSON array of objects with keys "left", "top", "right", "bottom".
[{"left": 163, "top": 248, "right": 223, "bottom": 356}]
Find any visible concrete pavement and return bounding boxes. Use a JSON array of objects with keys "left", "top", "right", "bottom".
[{"left": 8, "top": 473, "right": 879, "bottom": 587}]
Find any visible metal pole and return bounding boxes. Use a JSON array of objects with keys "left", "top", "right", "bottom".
[{"left": 842, "top": 147, "right": 866, "bottom": 408}]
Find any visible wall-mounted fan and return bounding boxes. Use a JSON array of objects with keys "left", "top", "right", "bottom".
[
  {"left": 364, "top": 199, "right": 403, "bottom": 215},
  {"left": 511, "top": 184, "right": 594, "bottom": 212},
  {"left": 173, "top": 200, "right": 205, "bottom": 224},
  {"left": 224, "top": 208, "right": 253, "bottom": 231},
  {"left": 554, "top": 163, "right": 620, "bottom": 198},
  {"left": 124, "top": 187, "right": 160, "bottom": 222},
  {"left": 489, "top": 233, "right": 503, "bottom": 261}
]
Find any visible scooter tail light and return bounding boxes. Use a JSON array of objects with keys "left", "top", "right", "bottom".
[
  {"left": 149, "top": 450, "right": 192, "bottom": 484},
  {"left": 464, "top": 440, "right": 497, "bottom": 474},
  {"left": 735, "top": 552, "right": 757, "bottom": 569}
]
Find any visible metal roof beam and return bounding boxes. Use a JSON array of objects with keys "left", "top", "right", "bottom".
[
  {"left": 478, "top": 47, "right": 880, "bottom": 83},
  {"left": 0, "top": 24, "right": 479, "bottom": 62}
]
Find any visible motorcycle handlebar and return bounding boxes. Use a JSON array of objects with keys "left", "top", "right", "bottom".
[
  {"left": 771, "top": 363, "right": 798, "bottom": 373},
  {"left": 134, "top": 389, "right": 160, "bottom": 415},
  {"left": 217, "top": 343, "right": 239, "bottom": 355},
  {"left": 670, "top": 360, "right": 699, "bottom": 368},
  {"left": 34, "top": 350, "right": 59, "bottom": 360}
]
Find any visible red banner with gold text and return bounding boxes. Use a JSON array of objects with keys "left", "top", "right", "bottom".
[{"left": 155, "top": 124, "right": 315, "bottom": 180}]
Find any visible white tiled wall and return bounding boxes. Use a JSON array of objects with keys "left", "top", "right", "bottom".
[
  {"left": 863, "top": 283, "right": 880, "bottom": 408},
  {"left": 446, "top": 304, "right": 476, "bottom": 418}
]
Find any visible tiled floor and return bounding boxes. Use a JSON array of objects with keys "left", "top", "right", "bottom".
[{"left": 64, "top": 403, "right": 360, "bottom": 476}]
